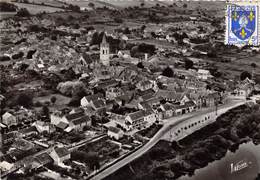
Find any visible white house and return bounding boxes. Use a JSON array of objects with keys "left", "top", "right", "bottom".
[
  {"left": 107, "top": 126, "right": 124, "bottom": 140},
  {"left": 197, "top": 69, "right": 212, "bottom": 80},
  {"left": 125, "top": 111, "right": 146, "bottom": 130},
  {"left": 136, "top": 80, "right": 154, "bottom": 91},
  {"left": 118, "top": 50, "right": 131, "bottom": 59},
  {"left": 2, "top": 112, "right": 17, "bottom": 127},
  {"left": 80, "top": 93, "right": 103, "bottom": 107},
  {"left": 34, "top": 121, "right": 55, "bottom": 133},
  {"left": 50, "top": 147, "right": 70, "bottom": 165},
  {"left": 143, "top": 110, "right": 157, "bottom": 125}
]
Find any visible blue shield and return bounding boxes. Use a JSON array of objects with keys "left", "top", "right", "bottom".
[{"left": 231, "top": 6, "right": 256, "bottom": 40}]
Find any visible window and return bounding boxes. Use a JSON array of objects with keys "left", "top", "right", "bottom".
[{"left": 103, "top": 50, "right": 105, "bottom": 54}]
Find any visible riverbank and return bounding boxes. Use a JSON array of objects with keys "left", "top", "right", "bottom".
[{"left": 105, "top": 103, "right": 260, "bottom": 180}]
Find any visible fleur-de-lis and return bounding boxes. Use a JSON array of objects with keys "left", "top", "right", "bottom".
[
  {"left": 240, "top": 28, "right": 247, "bottom": 38},
  {"left": 248, "top": 11, "right": 255, "bottom": 21},
  {"left": 232, "top": 11, "right": 239, "bottom": 21}
]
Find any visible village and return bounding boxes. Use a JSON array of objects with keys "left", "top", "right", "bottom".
[{"left": 1, "top": 1, "right": 260, "bottom": 180}]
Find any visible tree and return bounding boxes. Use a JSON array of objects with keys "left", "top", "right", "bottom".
[
  {"left": 67, "top": 15, "right": 74, "bottom": 21},
  {"left": 42, "top": 105, "right": 50, "bottom": 118},
  {"left": 0, "top": 2, "right": 17, "bottom": 12},
  {"left": 50, "top": 96, "right": 57, "bottom": 104},
  {"left": 183, "top": 3, "right": 187, "bottom": 8},
  {"left": 123, "top": 27, "right": 131, "bottom": 34},
  {"left": 16, "top": 93, "right": 33, "bottom": 108},
  {"left": 57, "top": 81, "right": 85, "bottom": 97},
  {"left": 162, "top": 67, "right": 174, "bottom": 77},
  {"left": 251, "top": 63, "right": 257, "bottom": 69},
  {"left": 114, "top": 17, "right": 123, "bottom": 23},
  {"left": 184, "top": 59, "right": 194, "bottom": 70},
  {"left": 240, "top": 71, "right": 252, "bottom": 81},
  {"left": 137, "top": 62, "right": 144, "bottom": 69},
  {"left": 141, "top": 25, "right": 146, "bottom": 32},
  {"left": 90, "top": 32, "right": 99, "bottom": 45},
  {"left": 16, "top": 8, "right": 30, "bottom": 17},
  {"left": 12, "top": 52, "right": 24, "bottom": 59},
  {"left": 88, "top": 2, "right": 95, "bottom": 9}
]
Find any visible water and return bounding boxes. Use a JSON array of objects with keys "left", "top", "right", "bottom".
[{"left": 179, "top": 142, "right": 260, "bottom": 180}]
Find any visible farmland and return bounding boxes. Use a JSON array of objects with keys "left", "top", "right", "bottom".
[{"left": 13, "top": 2, "right": 65, "bottom": 14}]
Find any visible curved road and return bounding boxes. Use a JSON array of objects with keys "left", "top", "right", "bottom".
[{"left": 91, "top": 99, "right": 245, "bottom": 180}]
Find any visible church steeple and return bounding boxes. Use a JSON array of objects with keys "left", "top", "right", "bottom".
[
  {"left": 100, "top": 32, "right": 110, "bottom": 66},
  {"left": 101, "top": 33, "right": 108, "bottom": 45}
]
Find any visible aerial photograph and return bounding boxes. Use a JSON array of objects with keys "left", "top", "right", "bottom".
[{"left": 0, "top": 0, "right": 259, "bottom": 180}]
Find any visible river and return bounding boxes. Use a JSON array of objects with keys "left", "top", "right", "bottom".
[{"left": 179, "top": 141, "right": 260, "bottom": 180}]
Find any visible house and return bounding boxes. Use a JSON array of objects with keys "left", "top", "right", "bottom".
[
  {"left": 34, "top": 121, "right": 55, "bottom": 133},
  {"left": 50, "top": 147, "right": 70, "bottom": 165},
  {"left": 56, "top": 121, "right": 68, "bottom": 131},
  {"left": 118, "top": 50, "right": 131, "bottom": 58},
  {"left": 51, "top": 111, "right": 91, "bottom": 132},
  {"left": 136, "top": 80, "right": 154, "bottom": 91},
  {"left": 233, "top": 78, "right": 255, "bottom": 98},
  {"left": 204, "top": 92, "right": 219, "bottom": 107},
  {"left": 80, "top": 93, "right": 104, "bottom": 107},
  {"left": 0, "top": 161, "right": 14, "bottom": 172},
  {"left": 33, "top": 153, "right": 53, "bottom": 169},
  {"left": 18, "top": 126, "right": 38, "bottom": 138},
  {"left": 107, "top": 126, "right": 124, "bottom": 140},
  {"left": 143, "top": 110, "right": 157, "bottom": 125},
  {"left": 3, "top": 132, "right": 18, "bottom": 144},
  {"left": 160, "top": 103, "right": 175, "bottom": 118},
  {"left": 197, "top": 69, "right": 212, "bottom": 80},
  {"left": 106, "top": 87, "right": 124, "bottom": 100},
  {"left": 125, "top": 110, "right": 146, "bottom": 130},
  {"left": 69, "top": 115, "right": 91, "bottom": 132},
  {"left": 183, "top": 101, "right": 196, "bottom": 112},
  {"left": 64, "top": 112, "right": 91, "bottom": 132},
  {"left": 50, "top": 111, "right": 65, "bottom": 126},
  {"left": 2, "top": 112, "right": 17, "bottom": 127},
  {"left": 91, "top": 99, "right": 106, "bottom": 112}
]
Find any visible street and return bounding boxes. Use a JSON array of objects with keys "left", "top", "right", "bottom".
[{"left": 90, "top": 98, "right": 245, "bottom": 180}]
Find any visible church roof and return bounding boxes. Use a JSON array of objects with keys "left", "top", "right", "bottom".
[{"left": 101, "top": 33, "right": 108, "bottom": 45}]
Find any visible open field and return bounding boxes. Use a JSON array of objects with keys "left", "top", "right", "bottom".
[
  {"left": 25, "top": 0, "right": 67, "bottom": 8},
  {"left": 207, "top": 53, "right": 260, "bottom": 80},
  {"left": 60, "top": 0, "right": 120, "bottom": 10},
  {"left": 33, "top": 93, "right": 71, "bottom": 109},
  {"left": 13, "top": 2, "right": 64, "bottom": 14},
  {"left": 0, "top": 12, "right": 16, "bottom": 20}
]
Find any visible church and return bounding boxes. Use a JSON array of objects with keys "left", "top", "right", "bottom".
[{"left": 100, "top": 33, "right": 110, "bottom": 66}]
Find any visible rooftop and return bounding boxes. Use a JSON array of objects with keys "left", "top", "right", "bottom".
[{"left": 54, "top": 147, "right": 70, "bottom": 158}]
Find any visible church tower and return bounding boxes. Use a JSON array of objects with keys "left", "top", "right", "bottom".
[{"left": 100, "top": 33, "right": 110, "bottom": 66}]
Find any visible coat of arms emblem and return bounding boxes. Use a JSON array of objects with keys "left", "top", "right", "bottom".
[{"left": 226, "top": 3, "right": 259, "bottom": 46}]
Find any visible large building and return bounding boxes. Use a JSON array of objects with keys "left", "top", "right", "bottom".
[{"left": 100, "top": 34, "right": 110, "bottom": 66}]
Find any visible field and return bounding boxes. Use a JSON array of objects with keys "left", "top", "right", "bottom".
[
  {"left": 60, "top": 0, "right": 120, "bottom": 10},
  {"left": 0, "top": 12, "right": 16, "bottom": 20},
  {"left": 207, "top": 53, "right": 260, "bottom": 80},
  {"left": 25, "top": 0, "right": 67, "bottom": 8},
  {"left": 33, "top": 93, "right": 71, "bottom": 110},
  {"left": 13, "top": 2, "right": 64, "bottom": 14}
]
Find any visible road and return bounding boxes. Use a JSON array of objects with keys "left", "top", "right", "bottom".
[
  {"left": 91, "top": 98, "right": 245, "bottom": 180},
  {"left": 1, "top": 134, "right": 106, "bottom": 179}
]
